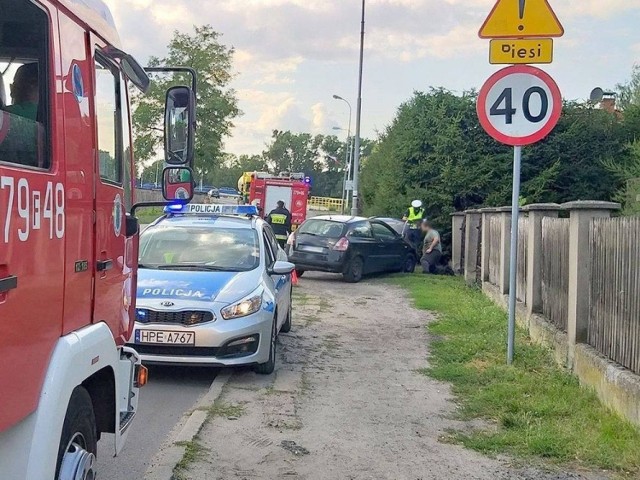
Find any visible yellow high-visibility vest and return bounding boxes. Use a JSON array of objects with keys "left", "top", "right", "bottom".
[
  {"left": 270, "top": 214, "right": 287, "bottom": 225},
  {"left": 407, "top": 207, "right": 423, "bottom": 222}
]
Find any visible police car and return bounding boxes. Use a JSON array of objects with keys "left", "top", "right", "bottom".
[{"left": 129, "top": 204, "right": 295, "bottom": 374}]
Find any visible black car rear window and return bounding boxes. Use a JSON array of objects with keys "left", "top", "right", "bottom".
[{"left": 298, "top": 220, "right": 346, "bottom": 238}]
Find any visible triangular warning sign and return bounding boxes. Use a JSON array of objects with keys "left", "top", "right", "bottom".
[{"left": 479, "top": 0, "right": 564, "bottom": 39}]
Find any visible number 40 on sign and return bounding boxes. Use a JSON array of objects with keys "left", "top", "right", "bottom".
[{"left": 477, "top": 65, "right": 562, "bottom": 146}]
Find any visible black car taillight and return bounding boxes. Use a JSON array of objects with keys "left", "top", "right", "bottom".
[{"left": 332, "top": 237, "right": 349, "bottom": 252}]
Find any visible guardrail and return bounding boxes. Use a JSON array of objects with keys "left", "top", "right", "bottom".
[{"left": 308, "top": 196, "right": 344, "bottom": 212}]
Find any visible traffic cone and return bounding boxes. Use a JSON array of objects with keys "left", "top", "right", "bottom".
[{"left": 291, "top": 269, "right": 299, "bottom": 286}]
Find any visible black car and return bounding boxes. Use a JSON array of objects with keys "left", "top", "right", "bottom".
[
  {"left": 370, "top": 217, "right": 405, "bottom": 235},
  {"left": 288, "top": 216, "right": 417, "bottom": 283}
]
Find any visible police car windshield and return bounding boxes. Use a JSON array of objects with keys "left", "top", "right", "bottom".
[{"left": 139, "top": 226, "right": 260, "bottom": 272}]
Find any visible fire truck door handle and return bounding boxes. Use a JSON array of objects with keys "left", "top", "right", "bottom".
[
  {"left": 97, "top": 260, "right": 114, "bottom": 272},
  {"left": 0, "top": 275, "right": 18, "bottom": 293}
]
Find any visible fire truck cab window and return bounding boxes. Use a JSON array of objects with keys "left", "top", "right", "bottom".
[
  {"left": 0, "top": 0, "right": 50, "bottom": 169},
  {"left": 95, "top": 56, "right": 122, "bottom": 184}
]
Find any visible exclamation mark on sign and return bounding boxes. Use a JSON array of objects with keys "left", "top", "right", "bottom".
[{"left": 518, "top": 0, "right": 526, "bottom": 31}]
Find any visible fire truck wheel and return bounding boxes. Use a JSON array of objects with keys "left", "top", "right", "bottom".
[{"left": 56, "top": 386, "right": 97, "bottom": 480}]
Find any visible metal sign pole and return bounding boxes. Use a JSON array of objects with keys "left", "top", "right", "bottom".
[{"left": 507, "top": 145, "right": 522, "bottom": 365}]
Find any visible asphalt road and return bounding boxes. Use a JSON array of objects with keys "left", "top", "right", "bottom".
[{"left": 97, "top": 365, "right": 218, "bottom": 479}]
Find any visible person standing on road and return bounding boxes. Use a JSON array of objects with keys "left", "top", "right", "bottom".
[
  {"left": 266, "top": 200, "right": 292, "bottom": 248},
  {"left": 420, "top": 220, "right": 442, "bottom": 274},
  {"left": 402, "top": 200, "right": 427, "bottom": 250}
]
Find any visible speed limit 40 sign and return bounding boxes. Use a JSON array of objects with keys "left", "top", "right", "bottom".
[{"left": 477, "top": 65, "right": 562, "bottom": 146}]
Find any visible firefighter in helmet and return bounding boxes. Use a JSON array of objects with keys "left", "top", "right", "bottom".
[
  {"left": 266, "top": 200, "right": 292, "bottom": 248},
  {"left": 402, "top": 199, "right": 427, "bottom": 250}
]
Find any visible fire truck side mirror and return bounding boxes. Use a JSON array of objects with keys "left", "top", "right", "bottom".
[
  {"left": 162, "top": 167, "right": 194, "bottom": 203},
  {"left": 164, "top": 86, "right": 195, "bottom": 166}
]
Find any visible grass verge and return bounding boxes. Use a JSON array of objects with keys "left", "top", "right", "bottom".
[
  {"left": 136, "top": 206, "right": 164, "bottom": 225},
  {"left": 172, "top": 440, "right": 207, "bottom": 480},
  {"left": 173, "top": 399, "right": 245, "bottom": 479},
  {"left": 390, "top": 274, "right": 640, "bottom": 476}
]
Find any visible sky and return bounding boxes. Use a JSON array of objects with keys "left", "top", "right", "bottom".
[{"left": 103, "top": 0, "right": 640, "bottom": 156}]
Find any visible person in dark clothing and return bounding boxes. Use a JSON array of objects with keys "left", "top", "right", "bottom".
[
  {"left": 266, "top": 200, "right": 292, "bottom": 248},
  {"left": 420, "top": 220, "right": 442, "bottom": 274},
  {"left": 7, "top": 63, "right": 39, "bottom": 121}
]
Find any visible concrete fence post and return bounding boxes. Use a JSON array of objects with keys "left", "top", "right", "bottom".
[
  {"left": 450, "top": 212, "right": 465, "bottom": 274},
  {"left": 480, "top": 208, "right": 498, "bottom": 283},
  {"left": 497, "top": 206, "right": 513, "bottom": 294},
  {"left": 564, "top": 201, "right": 620, "bottom": 363},
  {"left": 463, "top": 210, "right": 481, "bottom": 285},
  {"left": 522, "top": 203, "right": 562, "bottom": 315}
]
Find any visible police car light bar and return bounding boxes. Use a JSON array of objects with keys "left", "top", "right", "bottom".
[{"left": 164, "top": 204, "right": 259, "bottom": 216}]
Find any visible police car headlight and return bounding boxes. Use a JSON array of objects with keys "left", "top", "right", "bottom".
[{"left": 221, "top": 289, "right": 263, "bottom": 320}]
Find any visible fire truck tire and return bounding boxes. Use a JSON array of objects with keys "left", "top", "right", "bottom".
[{"left": 55, "top": 386, "right": 97, "bottom": 480}]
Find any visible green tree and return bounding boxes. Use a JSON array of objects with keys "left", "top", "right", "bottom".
[
  {"left": 132, "top": 25, "right": 239, "bottom": 181},
  {"left": 616, "top": 64, "right": 640, "bottom": 110},
  {"left": 211, "top": 153, "right": 269, "bottom": 188},
  {"left": 361, "top": 89, "right": 633, "bottom": 255},
  {"left": 604, "top": 139, "right": 640, "bottom": 215},
  {"left": 260, "top": 130, "right": 374, "bottom": 197},
  {"left": 140, "top": 159, "right": 164, "bottom": 186}
]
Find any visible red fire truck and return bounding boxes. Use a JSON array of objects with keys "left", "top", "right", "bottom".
[
  {"left": 0, "top": 1, "right": 196, "bottom": 478},
  {"left": 247, "top": 172, "right": 310, "bottom": 230}
]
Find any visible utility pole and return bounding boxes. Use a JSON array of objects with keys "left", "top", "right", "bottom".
[
  {"left": 332, "top": 96, "right": 352, "bottom": 214},
  {"left": 351, "top": 0, "right": 365, "bottom": 216}
]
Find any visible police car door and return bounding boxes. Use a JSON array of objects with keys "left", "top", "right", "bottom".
[
  {"left": 263, "top": 226, "right": 288, "bottom": 329},
  {"left": 91, "top": 45, "right": 132, "bottom": 344}
]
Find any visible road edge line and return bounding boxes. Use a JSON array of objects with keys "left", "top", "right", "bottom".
[{"left": 143, "top": 370, "right": 233, "bottom": 480}]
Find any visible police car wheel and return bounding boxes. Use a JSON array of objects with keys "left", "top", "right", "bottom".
[
  {"left": 281, "top": 299, "right": 292, "bottom": 333},
  {"left": 343, "top": 256, "right": 364, "bottom": 283},
  {"left": 255, "top": 318, "right": 277, "bottom": 375},
  {"left": 56, "top": 387, "right": 97, "bottom": 480}
]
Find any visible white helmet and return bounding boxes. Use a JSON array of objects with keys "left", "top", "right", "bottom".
[{"left": 411, "top": 200, "right": 423, "bottom": 208}]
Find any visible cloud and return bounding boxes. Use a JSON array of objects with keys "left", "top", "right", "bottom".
[
  {"left": 235, "top": 52, "right": 304, "bottom": 86},
  {"left": 104, "top": 0, "right": 640, "bottom": 156},
  {"left": 556, "top": 1, "right": 640, "bottom": 19}
]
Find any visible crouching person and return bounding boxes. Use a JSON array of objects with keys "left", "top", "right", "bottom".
[{"left": 420, "top": 220, "right": 442, "bottom": 274}]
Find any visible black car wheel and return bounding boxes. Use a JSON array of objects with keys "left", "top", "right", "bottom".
[
  {"left": 295, "top": 269, "right": 305, "bottom": 278},
  {"left": 403, "top": 254, "right": 417, "bottom": 273},
  {"left": 343, "top": 256, "right": 364, "bottom": 283},
  {"left": 255, "top": 318, "right": 277, "bottom": 375}
]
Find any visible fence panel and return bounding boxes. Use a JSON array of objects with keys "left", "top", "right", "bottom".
[
  {"left": 541, "top": 218, "right": 570, "bottom": 332},
  {"left": 488, "top": 216, "right": 501, "bottom": 286},
  {"left": 308, "top": 196, "right": 344, "bottom": 212},
  {"left": 589, "top": 217, "right": 640, "bottom": 375},
  {"left": 516, "top": 216, "right": 529, "bottom": 303}
]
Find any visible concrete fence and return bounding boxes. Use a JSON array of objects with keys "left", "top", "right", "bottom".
[{"left": 452, "top": 201, "right": 640, "bottom": 427}]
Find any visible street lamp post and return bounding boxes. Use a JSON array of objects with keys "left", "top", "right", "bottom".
[
  {"left": 352, "top": 0, "right": 366, "bottom": 216},
  {"left": 332, "top": 96, "right": 352, "bottom": 214}
]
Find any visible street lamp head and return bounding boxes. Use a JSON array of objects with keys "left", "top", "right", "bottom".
[
  {"left": 332, "top": 126, "right": 343, "bottom": 131},
  {"left": 333, "top": 94, "right": 342, "bottom": 100}
]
